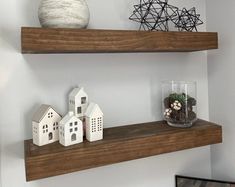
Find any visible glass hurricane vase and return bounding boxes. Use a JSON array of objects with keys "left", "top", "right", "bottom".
[{"left": 162, "top": 81, "right": 197, "bottom": 128}]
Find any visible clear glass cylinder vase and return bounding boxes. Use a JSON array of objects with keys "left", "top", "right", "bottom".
[{"left": 162, "top": 81, "right": 197, "bottom": 128}]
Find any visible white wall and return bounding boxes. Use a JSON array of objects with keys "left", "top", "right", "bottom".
[
  {"left": 0, "top": 0, "right": 211, "bottom": 186},
  {"left": 207, "top": 0, "right": 235, "bottom": 181}
]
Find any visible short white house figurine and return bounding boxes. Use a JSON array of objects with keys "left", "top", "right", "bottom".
[
  {"left": 69, "top": 87, "right": 89, "bottom": 119},
  {"left": 85, "top": 103, "right": 104, "bottom": 142},
  {"left": 32, "top": 104, "right": 62, "bottom": 146},
  {"left": 59, "top": 111, "right": 83, "bottom": 146}
]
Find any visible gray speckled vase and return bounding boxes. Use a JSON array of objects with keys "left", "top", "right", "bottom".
[{"left": 38, "top": 0, "right": 90, "bottom": 28}]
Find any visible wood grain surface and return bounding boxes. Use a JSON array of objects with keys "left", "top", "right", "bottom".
[
  {"left": 21, "top": 27, "right": 218, "bottom": 53},
  {"left": 24, "top": 119, "right": 222, "bottom": 181}
]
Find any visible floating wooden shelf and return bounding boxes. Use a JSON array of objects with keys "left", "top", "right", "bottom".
[
  {"left": 24, "top": 119, "right": 222, "bottom": 181},
  {"left": 21, "top": 27, "right": 218, "bottom": 53}
]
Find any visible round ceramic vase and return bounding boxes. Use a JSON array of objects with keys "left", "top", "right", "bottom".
[{"left": 38, "top": 0, "right": 90, "bottom": 28}]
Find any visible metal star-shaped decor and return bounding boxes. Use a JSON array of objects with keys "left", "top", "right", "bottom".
[
  {"left": 129, "top": 0, "right": 204, "bottom": 32},
  {"left": 129, "top": 0, "right": 179, "bottom": 31},
  {"left": 174, "top": 7, "right": 203, "bottom": 32}
]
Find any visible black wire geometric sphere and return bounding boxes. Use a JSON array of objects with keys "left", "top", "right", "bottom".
[
  {"left": 175, "top": 7, "right": 203, "bottom": 32},
  {"left": 129, "top": 0, "right": 203, "bottom": 32},
  {"left": 129, "top": 0, "right": 178, "bottom": 31}
]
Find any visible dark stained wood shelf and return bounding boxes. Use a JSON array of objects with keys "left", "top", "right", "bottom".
[
  {"left": 24, "top": 119, "right": 222, "bottom": 181},
  {"left": 21, "top": 27, "right": 218, "bottom": 53}
]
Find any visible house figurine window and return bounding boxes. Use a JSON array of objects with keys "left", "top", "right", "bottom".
[
  {"left": 77, "top": 107, "right": 82, "bottom": 114},
  {"left": 48, "top": 112, "right": 53, "bottom": 118},
  {"left": 53, "top": 122, "right": 59, "bottom": 130},
  {"left": 91, "top": 118, "right": 96, "bottom": 132},
  {"left": 43, "top": 125, "right": 48, "bottom": 133},
  {"left": 33, "top": 127, "right": 37, "bottom": 134},
  {"left": 81, "top": 97, "right": 86, "bottom": 104}
]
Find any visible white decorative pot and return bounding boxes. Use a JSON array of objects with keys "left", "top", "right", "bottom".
[{"left": 38, "top": 0, "right": 90, "bottom": 28}]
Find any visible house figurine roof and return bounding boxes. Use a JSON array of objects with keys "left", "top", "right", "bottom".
[
  {"left": 32, "top": 104, "right": 60, "bottom": 123},
  {"left": 69, "top": 87, "right": 85, "bottom": 98},
  {"left": 60, "top": 111, "right": 77, "bottom": 124},
  {"left": 85, "top": 103, "right": 103, "bottom": 117}
]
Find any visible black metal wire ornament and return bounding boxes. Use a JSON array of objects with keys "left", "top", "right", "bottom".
[
  {"left": 174, "top": 7, "right": 203, "bottom": 32},
  {"left": 129, "top": 0, "right": 203, "bottom": 32},
  {"left": 129, "top": 0, "right": 179, "bottom": 31}
]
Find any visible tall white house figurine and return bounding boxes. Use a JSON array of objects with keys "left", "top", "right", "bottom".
[
  {"left": 32, "top": 104, "right": 62, "bottom": 146},
  {"left": 69, "top": 87, "right": 89, "bottom": 119},
  {"left": 59, "top": 111, "right": 83, "bottom": 146},
  {"left": 85, "top": 103, "right": 104, "bottom": 142}
]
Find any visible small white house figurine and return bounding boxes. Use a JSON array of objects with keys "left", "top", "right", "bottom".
[
  {"left": 59, "top": 111, "right": 83, "bottom": 146},
  {"left": 32, "top": 104, "right": 62, "bottom": 146},
  {"left": 85, "top": 103, "right": 104, "bottom": 142},
  {"left": 69, "top": 87, "right": 89, "bottom": 119}
]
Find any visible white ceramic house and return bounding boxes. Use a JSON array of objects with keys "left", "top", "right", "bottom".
[
  {"left": 32, "top": 104, "right": 62, "bottom": 146},
  {"left": 85, "top": 103, "right": 104, "bottom": 142},
  {"left": 59, "top": 111, "right": 83, "bottom": 146},
  {"left": 69, "top": 87, "right": 89, "bottom": 119}
]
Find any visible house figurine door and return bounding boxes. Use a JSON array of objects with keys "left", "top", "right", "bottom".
[{"left": 49, "top": 132, "right": 53, "bottom": 141}]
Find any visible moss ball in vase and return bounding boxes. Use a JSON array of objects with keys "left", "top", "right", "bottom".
[
  {"left": 38, "top": 0, "right": 90, "bottom": 28},
  {"left": 162, "top": 81, "right": 197, "bottom": 128}
]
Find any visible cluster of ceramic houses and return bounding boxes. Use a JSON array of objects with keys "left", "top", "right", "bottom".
[{"left": 32, "top": 87, "right": 104, "bottom": 146}]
